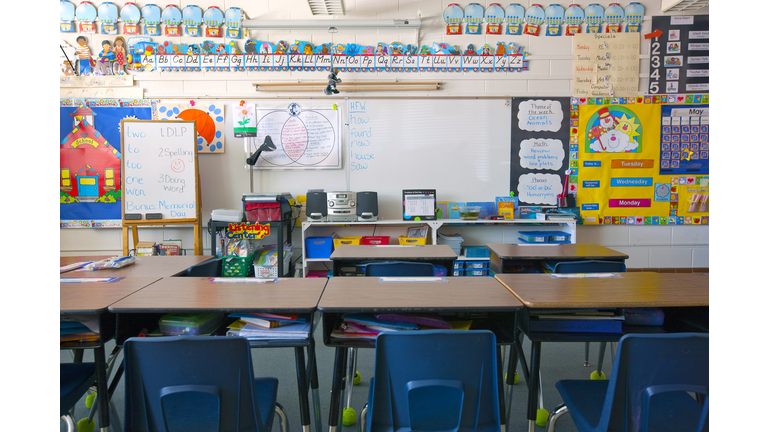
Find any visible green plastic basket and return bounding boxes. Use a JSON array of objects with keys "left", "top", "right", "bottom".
[{"left": 222, "top": 253, "right": 256, "bottom": 277}]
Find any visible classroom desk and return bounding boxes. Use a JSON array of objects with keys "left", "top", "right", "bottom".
[
  {"left": 495, "top": 272, "right": 709, "bottom": 432},
  {"left": 487, "top": 243, "right": 628, "bottom": 274},
  {"left": 108, "top": 277, "right": 328, "bottom": 432},
  {"left": 60, "top": 255, "right": 214, "bottom": 277},
  {"left": 61, "top": 276, "right": 161, "bottom": 431},
  {"left": 317, "top": 276, "right": 524, "bottom": 432},
  {"left": 329, "top": 244, "right": 457, "bottom": 276}
]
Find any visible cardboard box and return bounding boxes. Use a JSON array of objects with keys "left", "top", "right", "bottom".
[{"left": 136, "top": 241, "right": 156, "bottom": 256}]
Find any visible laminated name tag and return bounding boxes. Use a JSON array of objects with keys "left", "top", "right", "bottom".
[{"left": 378, "top": 277, "right": 447, "bottom": 283}]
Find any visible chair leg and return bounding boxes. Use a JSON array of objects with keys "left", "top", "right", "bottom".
[
  {"left": 61, "top": 414, "right": 76, "bottom": 432},
  {"left": 275, "top": 402, "right": 290, "bottom": 432},
  {"left": 591, "top": 342, "right": 607, "bottom": 380},
  {"left": 545, "top": 404, "right": 569, "bottom": 432},
  {"left": 343, "top": 348, "right": 358, "bottom": 425},
  {"left": 359, "top": 403, "right": 368, "bottom": 432},
  {"left": 584, "top": 342, "right": 590, "bottom": 367}
]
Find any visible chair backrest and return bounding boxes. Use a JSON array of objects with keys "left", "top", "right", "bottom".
[
  {"left": 363, "top": 261, "right": 434, "bottom": 277},
  {"left": 553, "top": 260, "right": 626, "bottom": 274},
  {"left": 123, "top": 336, "right": 265, "bottom": 432},
  {"left": 367, "top": 330, "right": 500, "bottom": 432},
  {"left": 60, "top": 363, "right": 97, "bottom": 416},
  {"left": 598, "top": 333, "right": 709, "bottom": 432},
  {"left": 185, "top": 258, "right": 222, "bottom": 277}
]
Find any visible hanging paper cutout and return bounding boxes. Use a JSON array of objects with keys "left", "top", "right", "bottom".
[
  {"left": 204, "top": 7, "right": 224, "bottom": 37},
  {"left": 545, "top": 4, "right": 565, "bottom": 36},
  {"left": 61, "top": 1, "right": 76, "bottom": 33},
  {"left": 565, "top": 4, "right": 585, "bottom": 36},
  {"left": 97, "top": 2, "right": 118, "bottom": 35},
  {"left": 505, "top": 4, "right": 525, "bottom": 35},
  {"left": 233, "top": 102, "right": 257, "bottom": 137},
  {"left": 585, "top": 4, "right": 604, "bottom": 33},
  {"left": 444, "top": 3, "right": 464, "bottom": 35},
  {"left": 156, "top": 101, "right": 225, "bottom": 153},
  {"left": 121, "top": 3, "right": 141, "bottom": 35},
  {"left": 225, "top": 7, "right": 243, "bottom": 39},
  {"left": 182, "top": 5, "right": 203, "bottom": 37},
  {"left": 624, "top": 2, "right": 644, "bottom": 33},
  {"left": 464, "top": 3, "right": 484, "bottom": 35},
  {"left": 485, "top": 3, "right": 505, "bottom": 35},
  {"left": 162, "top": 5, "right": 182, "bottom": 37},
  {"left": 125, "top": 36, "right": 157, "bottom": 72},
  {"left": 141, "top": 4, "right": 162, "bottom": 36},
  {"left": 524, "top": 4, "right": 545, "bottom": 36},
  {"left": 605, "top": 3, "right": 624, "bottom": 33},
  {"left": 76, "top": 1, "right": 97, "bottom": 34}
]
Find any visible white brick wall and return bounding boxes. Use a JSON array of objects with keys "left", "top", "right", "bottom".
[{"left": 59, "top": 0, "right": 710, "bottom": 267}]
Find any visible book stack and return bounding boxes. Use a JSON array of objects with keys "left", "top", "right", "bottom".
[
  {"left": 332, "top": 313, "right": 463, "bottom": 340},
  {"left": 226, "top": 312, "right": 311, "bottom": 340},
  {"left": 528, "top": 308, "right": 624, "bottom": 333},
  {"left": 437, "top": 232, "right": 463, "bottom": 255},
  {"left": 60, "top": 321, "right": 99, "bottom": 343}
]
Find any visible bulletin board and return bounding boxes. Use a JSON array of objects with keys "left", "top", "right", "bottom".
[{"left": 573, "top": 96, "right": 709, "bottom": 225}]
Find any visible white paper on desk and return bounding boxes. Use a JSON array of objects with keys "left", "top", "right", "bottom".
[
  {"left": 60, "top": 277, "right": 119, "bottom": 283},
  {"left": 549, "top": 273, "right": 622, "bottom": 279},
  {"left": 207, "top": 278, "right": 277, "bottom": 283},
  {"left": 378, "top": 277, "right": 447, "bottom": 283}
]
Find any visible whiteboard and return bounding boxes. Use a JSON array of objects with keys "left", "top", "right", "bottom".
[
  {"left": 347, "top": 99, "right": 512, "bottom": 220},
  {"left": 120, "top": 120, "right": 199, "bottom": 220}
]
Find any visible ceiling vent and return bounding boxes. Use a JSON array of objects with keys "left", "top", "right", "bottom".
[
  {"left": 308, "top": 0, "right": 345, "bottom": 15},
  {"left": 661, "top": 0, "right": 709, "bottom": 13}
]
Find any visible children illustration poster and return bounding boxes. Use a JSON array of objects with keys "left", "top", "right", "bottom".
[
  {"left": 156, "top": 101, "right": 225, "bottom": 153},
  {"left": 60, "top": 99, "right": 155, "bottom": 227},
  {"left": 574, "top": 98, "right": 709, "bottom": 225}
]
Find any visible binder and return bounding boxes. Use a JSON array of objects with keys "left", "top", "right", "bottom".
[{"left": 528, "top": 318, "right": 622, "bottom": 333}]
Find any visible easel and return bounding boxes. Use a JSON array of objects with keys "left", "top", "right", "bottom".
[{"left": 120, "top": 119, "right": 203, "bottom": 256}]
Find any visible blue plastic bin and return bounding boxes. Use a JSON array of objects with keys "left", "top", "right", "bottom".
[
  {"left": 463, "top": 245, "right": 490, "bottom": 258},
  {"left": 305, "top": 236, "right": 334, "bottom": 258}
]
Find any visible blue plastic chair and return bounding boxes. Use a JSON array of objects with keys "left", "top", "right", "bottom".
[
  {"left": 185, "top": 258, "right": 222, "bottom": 277},
  {"left": 363, "top": 261, "right": 435, "bottom": 277},
  {"left": 546, "top": 333, "right": 709, "bottom": 432},
  {"left": 553, "top": 260, "right": 627, "bottom": 378},
  {"left": 123, "top": 336, "right": 287, "bottom": 432},
  {"left": 362, "top": 330, "right": 501, "bottom": 432},
  {"left": 60, "top": 362, "right": 97, "bottom": 432}
]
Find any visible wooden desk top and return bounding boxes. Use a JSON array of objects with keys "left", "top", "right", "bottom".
[
  {"left": 60, "top": 255, "right": 214, "bottom": 277},
  {"left": 318, "top": 276, "right": 523, "bottom": 312},
  {"left": 487, "top": 243, "right": 628, "bottom": 261},
  {"left": 60, "top": 277, "right": 161, "bottom": 314},
  {"left": 330, "top": 245, "right": 457, "bottom": 260},
  {"left": 108, "top": 277, "right": 328, "bottom": 313},
  {"left": 495, "top": 273, "right": 708, "bottom": 308}
]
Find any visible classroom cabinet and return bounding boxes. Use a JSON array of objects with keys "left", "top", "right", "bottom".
[{"left": 300, "top": 219, "right": 576, "bottom": 277}]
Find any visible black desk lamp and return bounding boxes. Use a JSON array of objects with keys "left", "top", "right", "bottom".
[{"left": 246, "top": 136, "right": 276, "bottom": 193}]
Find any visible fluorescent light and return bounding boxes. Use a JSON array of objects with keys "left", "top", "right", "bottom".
[
  {"left": 242, "top": 18, "right": 421, "bottom": 31},
  {"left": 253, "top": 81, "right": 441, "bottom": 92}
]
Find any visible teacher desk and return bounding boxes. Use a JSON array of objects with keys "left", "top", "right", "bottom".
[
  {"left": 61, "top": 276, "right": 161, "bottom": 431},
  {"left": 495, "top": 272, "right": 709, "bottom": 432},
  {"left": 317, "top": 276, "right": 523, "bottom": 432},
  {"left": 487, "top": 243, "right": 628, "bottom": 274},
  {"left": 108, "top": 276, "right": 328, "bottom": 432},
  {"left": 329, "top": 244, "right": 457, "bottom": 276}
]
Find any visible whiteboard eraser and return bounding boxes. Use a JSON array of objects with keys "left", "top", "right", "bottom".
[
  {"left": 146, "top": 213, "right": 163, "bottom": 220},
  {"left": 124, "top": 213, "right": 142, "bottom": 220}
]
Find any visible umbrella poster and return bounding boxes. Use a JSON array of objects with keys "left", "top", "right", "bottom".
[{"left": 156, "top": 101, "right": 226, "bottom": 153}]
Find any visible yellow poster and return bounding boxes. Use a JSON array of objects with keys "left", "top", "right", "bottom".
[{"left": 575, "top": 100, "right": 708, "bottom": 225}]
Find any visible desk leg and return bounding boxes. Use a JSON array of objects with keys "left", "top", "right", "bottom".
[
  {"left": 94, "top": 344, "right": 111, "bottom": 431},
  {"left": 308, "top": 338, "right": 323, "bottom": 432},
  {"left": 294, "top": 347, "right": 311, "bottom": 432},
  {"left": 527, "top": 340, "right": 542, "bottom": 432},
  {"left": 328, "top": 347, "right": 348, "bottom": 432}
]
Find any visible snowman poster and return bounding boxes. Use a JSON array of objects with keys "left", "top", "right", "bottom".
[{"left": 584, "top": 106, "right": 643, "bottom": 153}]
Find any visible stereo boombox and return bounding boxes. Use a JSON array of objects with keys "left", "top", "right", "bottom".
[{"left": 305, "top": 191, "right": 378, "bottom": 222}]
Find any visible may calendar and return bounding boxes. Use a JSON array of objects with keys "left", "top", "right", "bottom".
[{"left": 659, "top": 105, "right": 709, "bottom": 175}]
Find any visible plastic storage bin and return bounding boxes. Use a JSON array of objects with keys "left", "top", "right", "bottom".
[
  {"left": 158, "top": 313, "right": 224, "bottom": 336},
  {"left": 222, "top": 253, "right": 257, "bottom": 277},
  {"left": 464, "top": 260, "right": 490, "bottom": 269},
  {"left": 360, "top": 236, "right": 390, "bottom": 245},
  {"left": 458, "top": 206, "right": 481, "bottom": 220},
  {"left": 518, "top": 231, "right": 550, "bottom": 243},
  {"left": 306, "top": 271, "right": 329, "bottom": 278},
  {"left": 465, "top": 268, "right": 490, "bottom": 276},
  {"left": 547, "top": 231, "right": 572, "bottom": 243},
  {"left": 399, "top": 236, "right": 427, "bottom": 245},
  {"left": 333, "top": 236, "right": 362, "bottom": 248},
  {"left": 452, "top": 268, "right": 464, "bottom": 277},
  {"left": 463, "top": 245, "right": 491, "bottom": 258},
  {"left": 253, "top": 249, "right": 292, "bottom": 278},
  {"left": 305, "top": 236, "right": 334, "bottom": 259},
  {"left": 453, "top": 260, "right": 465, "bottom": 269}
]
